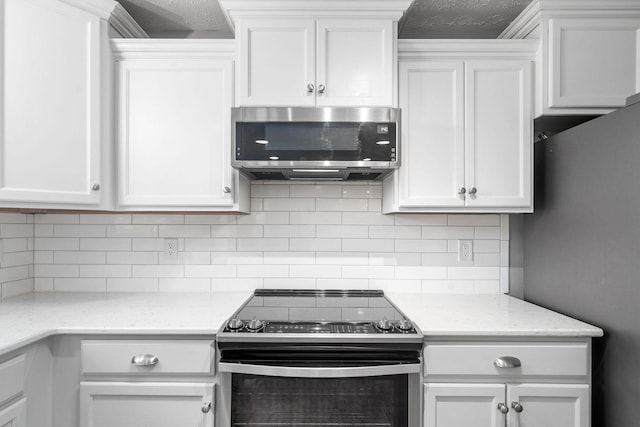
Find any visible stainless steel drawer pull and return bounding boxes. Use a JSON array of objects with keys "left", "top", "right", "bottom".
[
  {"left": 511, "top": 402, "right": 523, "bottom": 413},
  {"left": 131, "top": 353, "right": 159, "bottom": 366},
  {"left": 497, "top": 403, "right": 509, "bottom": 414},
  {"left": 201, "top": 402, "right": 212, "bottom": 414},
  {"left": 493, "top": 356, "right": 521, "bottom": 368}
]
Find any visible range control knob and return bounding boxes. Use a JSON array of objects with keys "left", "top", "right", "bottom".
[
  {"left": 396, "top": 319, "right": 414, "bottom": 332},
  {"left": 375, "top": 317, "right": 393, "bottom": 331},
  {"left": 246, "top": 318, "right": 264, "bottom": 332},
  {"left": 227, "top": 318, "right": 244, "bottom": 331}
]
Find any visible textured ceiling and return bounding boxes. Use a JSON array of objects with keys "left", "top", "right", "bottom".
[{"left": 116, "top": 0, "right": 533, "bottom": 39}]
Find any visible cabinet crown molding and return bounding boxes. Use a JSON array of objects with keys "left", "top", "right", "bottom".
[
  {"left": 398, "top": 40, "right": 538, "bottom": 60},
  {"left": 111, "top": 39, "right": 235, "bottom": 60},
  {"left": 500, "top": 0, "right": 640, "bottom": 39},
  {"left": 219, "top": 0, "right": 412, "bottom": 30}
]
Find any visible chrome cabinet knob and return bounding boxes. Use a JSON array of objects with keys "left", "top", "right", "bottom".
[
  {"left": 494, "top": 356, "right": 522, "bottom": 368},
  {"left": 318, "top": 84, "right": 326, "bottom": 94},
  {"left": 201, "top": 402, "right": 212, "bottom": 414},
  {"left": 307, "top": 84, "right": 315, "bottom": 93},
  {"left": 511, "top": 402, "right": 523, "bottom": 413},
  {"left": 131, "top": 353, "right": 159, "bottom": 366},
  {"left": 223, "top": 186, "right": 231, "bottom": 194},
  {"left": 91, "top": 184, "right": 101, "bottom": 191},
  {"left": 497, "top": 403, "right": 509, "bottom": 414},
  {"left": 457, "top": 187, "right": 466, "bottom": 195},
  {"left": 468, "top": 187, "right": 477, "bottom": 195}
]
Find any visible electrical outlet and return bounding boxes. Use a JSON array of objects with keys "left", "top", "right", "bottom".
[
  {"left": 458, "top": 240, "right": 473, "bottom": 262},
  {"left": 164, "top": 238, "right": 178, "bottom": 261}
]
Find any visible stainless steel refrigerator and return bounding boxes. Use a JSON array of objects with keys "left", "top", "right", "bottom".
[{"left": 522, "top": 100, "right": 640, "bottom": 427}]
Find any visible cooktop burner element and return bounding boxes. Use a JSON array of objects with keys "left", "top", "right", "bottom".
[{"left": 218, "top": 289, "right": 422, "bottom": 341}]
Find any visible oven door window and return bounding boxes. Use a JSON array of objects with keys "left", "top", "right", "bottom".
[{"left": 231, "top": 373, "right": 408, "bottom": 426}]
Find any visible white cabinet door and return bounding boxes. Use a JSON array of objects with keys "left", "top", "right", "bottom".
[
  {"left": 117, "top": 59, "right": 236, "bottom": 209},
  {"left": 424, "top": 383, "right": 505, "bottom": 427},
  {"left": 465, "top": 60, "right": 532, "bottom": 209},
  {"left": 316, "top": 19, "right": 393, "bottom": 106},
  {"left": 0, "top": 398, "right": 27, "bottom": 427},
  {"left": 397, "top": 61, "right": 465, "bottom": 207},
  {"left": 507, "top": 384, "right": 589, "bottom": 427},
  {"left": 80, "top": 382, "right": 214, "bottom": 427},
  {"left": 236, "top": 19, "right": 316, "bottom": 106},
  {"left": 0, "top": 0, "right": 103, "bottom": 206},
  {"left": 548, "top": 18, "right": 640, "bottom": 109}
]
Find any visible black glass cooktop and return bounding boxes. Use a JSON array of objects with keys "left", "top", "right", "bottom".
[{"left": 221, "top": 289, "right": 417, "bottom": 335}]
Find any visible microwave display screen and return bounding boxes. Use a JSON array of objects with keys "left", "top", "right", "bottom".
[{"left": 235, "top": 122, "right": 396, "bottom": 162}]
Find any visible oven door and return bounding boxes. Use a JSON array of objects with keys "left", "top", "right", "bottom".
[{"left": 217, "top": 345, "right": 421, "bottom": 427}]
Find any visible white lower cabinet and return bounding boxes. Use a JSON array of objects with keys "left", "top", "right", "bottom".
[
  {"left": 79, "top": 382, "right": 214, "bottom": 427},
  {"left": 423, "top": 340, "right": 592, "bottom": 427},
  {"left": 424, "top": 383, "right": 589, "bottom": 427},
  {"left": 79, "top": 338, "right": 216, "bottom": 427},
  {"left": 0, "top": 398, "right": 27, "bottom": 427}
]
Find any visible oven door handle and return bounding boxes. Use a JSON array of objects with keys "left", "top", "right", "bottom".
[{"left": 218, "top": 362, "right": 420, "bottom": 378}]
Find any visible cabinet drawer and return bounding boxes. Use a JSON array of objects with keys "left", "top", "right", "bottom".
[
  {"left": 0, "top": 355, "right": 25, "bottom": 406},
  {"left": 424, "top": 342, "right": 588, "bottom": 378},
  {"left": 82, "top": 340, "right": 214, "bottom": 375}
]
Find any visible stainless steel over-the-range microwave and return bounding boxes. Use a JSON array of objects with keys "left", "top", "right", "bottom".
[{"left": 231, "top": 107, "right": 400, "bottom": 181}]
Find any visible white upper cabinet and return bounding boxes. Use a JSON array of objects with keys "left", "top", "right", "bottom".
[
  {"left": 383, "top": 41, "right": 535, "bottom": 213},
  {"left": 113, "top": 40, "right": 249, "bottom": 212},
  {"left": 0, "top": 0, "right": 145, "bottom": 210},
  {"left": 221, "top": 0, "right": 411, "bottom": 107},
  {"left": 500, "top": 0, "right": 640, "bottom": 116}
]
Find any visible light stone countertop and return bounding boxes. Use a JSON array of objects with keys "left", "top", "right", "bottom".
[
  {"left": 386, "top": 292, "right": 604, "bottom": 338},
  {"left": 0, "top": 291, "right": 602, "bottom": 357}
]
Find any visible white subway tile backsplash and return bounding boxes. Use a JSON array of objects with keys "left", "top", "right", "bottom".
[
  {"left": 1, "top": 183, "right": 512, "bottom": 298},
  {"left": 290, "top": 238, "right": 340, "bottom": 252},
  {"left": 106, "top": 225, "right": 158, "bottom": 238},
  {"left": 159, "top": 225, "right": 210, "bottom": 238},
  {"left": 474, "top": 227, "right": 501, "bottom": 239},
  {"left": 370, "top": 226, "right": 420, "bottom": 239},
  {"left": 317, "top": 225, "right": 368, "bottom": 239},
  {"left": 290, "top": 265, "right": 341, "bottom": 279},
  {"left": 422, "top": 226, "right": 474, "bottom": 239},
  {"left": 316, "top": 198, "right": 368, "bottom": 212},
  {"left": 237, "top": 238, "right": 289, "bottom": 252},
  {"left": 107, "top": 278, "right": 159, "bottom": 293},
  {"left": 264, "top": 198, "right": 315, "bottom": 211},
  {"left": 447, "top": 214, "right": 501, "bottom": 226},
  {"left": 237, "top": 212, "right": 290, "bottom": 225},
  {"left": 342, "top": 185, "right": 382, "bottom": 199},
  {"left": 290, "top": 212, "right": 341, "bottom": 225},
  {"left": 342, "top": 239, "right": 394, "bottom": 253},
  {"left": 264, "top": 225, "right": 315, "bottom": 238},
  {"left": 290, "top": 184, "right": 341, "bottom": 199},
  {"left": 54, "top": 278, "right": 106, "bottom": 292},
  {"left": 237, "top": 264, "right": 289, "bottom": 278},
  {"left": 107, "top": 251, "right": 157, "bottom": 265},
  {"left": 55, "top": 251, "right": 106, "bottom": 265},
  {"left": 80, "top": 265, "right": 132, "bottom": 278},
  {"left": 158, "top": 278, "right": 211, "bottom": 293},
  {"left": 394, "top": 214, "right": 448, "bottom": 226}
]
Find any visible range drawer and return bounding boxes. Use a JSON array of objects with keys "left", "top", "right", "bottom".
[
  {"left": 0, "top": 355, "right": 25, "bottom": 405},
  {"left": 424, "top": 342, "right": 589, "bottom": 378},
  {"left": 82, "top": 340, "right": 214, "bottom": 375}
]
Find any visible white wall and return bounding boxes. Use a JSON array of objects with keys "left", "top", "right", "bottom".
[
  {"left": 0, "top": 213, "right": 34, "bottom": 299},
  {"left": 1, "top": 182, "right": 510, "bottom": 298}
]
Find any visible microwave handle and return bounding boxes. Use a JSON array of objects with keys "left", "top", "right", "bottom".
[{"left": 218, "top": 362, "right": 420, "bottom": 378}]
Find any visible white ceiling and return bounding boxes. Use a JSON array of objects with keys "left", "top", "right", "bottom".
[{"left": 116, "top": 0, "right": 534, "bottom": 39}]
